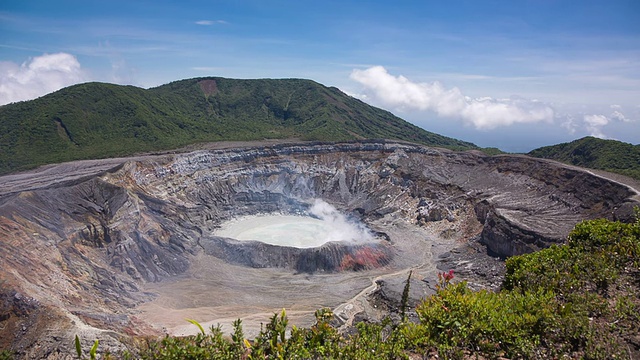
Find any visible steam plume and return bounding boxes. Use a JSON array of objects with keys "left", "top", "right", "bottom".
[{"left": 308, "top": 199, "right": 374, "bottom": 243}]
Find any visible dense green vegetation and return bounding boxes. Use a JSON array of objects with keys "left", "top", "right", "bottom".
[
  {"left": 0, "top": 78, "right": 477, "bottom": 175},
  {"left": 64, "top": 214, "right": 638, "bottom": 359},
  {"left": 529, "top": 136, "right": 640, "bottom": 180}
]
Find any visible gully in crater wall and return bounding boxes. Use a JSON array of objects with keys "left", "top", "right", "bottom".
[{"left": 0, "top": 141, "right": 637, "bottom": 357}]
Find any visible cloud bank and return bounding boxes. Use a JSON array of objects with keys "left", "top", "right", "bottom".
[
  {"left": 350, "top": 66, "right": 554, "bottom": 130},
  {"left": 0, "top": 53, "right": 88, "bottom": 106},
  {"left": 582, "top": 109, "right": 633, "bottom": 139},
  {"left": 583, "top": 114, "right": 609, "bottom": 138}
]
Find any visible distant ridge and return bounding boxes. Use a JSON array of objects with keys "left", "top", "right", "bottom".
[
  {"left": 0, "top": 77, "right": 477, "bottom": 175},
  {"left": 528, "top": 136, "right": 640, "bottom": 180}
]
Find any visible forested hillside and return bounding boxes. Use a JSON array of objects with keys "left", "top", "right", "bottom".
[
  {"left": 529, "top": 136, "right": 640, "bottom": 180},
  {"left": 0, "top": 77, "right": 477, "bottom": 175}
]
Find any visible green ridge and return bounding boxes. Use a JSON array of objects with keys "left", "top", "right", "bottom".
[
  {"left": 0, "top": 77, "right": 478, "bottom": 175},
  {"left": 529, "top": 136, "right": 640, "bottom": 180}
]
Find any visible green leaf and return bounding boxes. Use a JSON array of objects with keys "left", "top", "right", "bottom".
[
  {"left": 186, "top": 318, "right": 206, "bottom": 335},
  {"left": 74, "top": 335, "right": 82, "bottom": 359},
  {"left": 89, "top": 340, "right": 99, "bottom": 360}
]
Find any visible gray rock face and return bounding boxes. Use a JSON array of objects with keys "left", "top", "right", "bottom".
[
  {"left": 200, "top": 236, "right": 393, "bottom": 273},
  {"left": 0, "top": 140, "right": 637, "bottom": 356}
]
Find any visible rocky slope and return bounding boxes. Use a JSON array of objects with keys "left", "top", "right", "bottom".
[{"left": 0, "top": 140, "right": 638, "bottom": 358}]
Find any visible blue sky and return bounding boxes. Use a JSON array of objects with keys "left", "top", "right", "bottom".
[{"left": 1, "top": 0, "right": 638, "bottom": 151}]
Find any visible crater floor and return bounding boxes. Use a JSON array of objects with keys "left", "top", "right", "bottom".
[{"left": 138, "top": 213, "right": 452, "bottom": 339}]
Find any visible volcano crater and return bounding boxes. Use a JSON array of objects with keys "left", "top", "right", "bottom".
[{"left": 1, "top": 140, "right": 639, "bottom": 355}]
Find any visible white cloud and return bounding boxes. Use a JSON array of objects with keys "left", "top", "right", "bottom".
[
  {"left": 580, "top": 110, "right": 634, "bottom": 139},
  {"left": 583, "top": 114, "right": 609, "bottom": 138},
  {"left": 0, "top": 53, "right": 88, "bottom": 106},
  {"left": 350, "top": 66, "right": 554, "bottom": 129},
  {"left": 610, "top": 110, "right": 631, "bottom": 123},
  {"left": 560, "top": 115, "right": 578, "bottom": 135},
  {"left": 195, "top": 20, "right": 227, "bottom": 25}
]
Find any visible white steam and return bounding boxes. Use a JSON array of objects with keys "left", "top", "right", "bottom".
[{"left": 308, "top": 199, "right": 374, "bottom": 244}]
